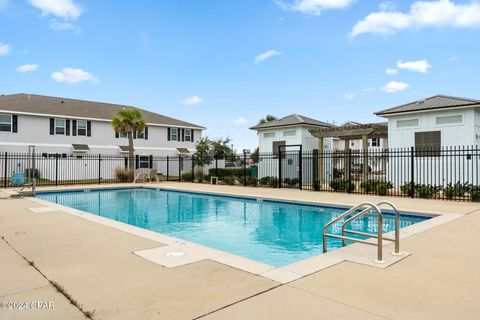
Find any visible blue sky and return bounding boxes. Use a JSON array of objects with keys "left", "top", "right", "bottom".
[{"left": 1, "top": 0, "right": 480, "bottom": 150}]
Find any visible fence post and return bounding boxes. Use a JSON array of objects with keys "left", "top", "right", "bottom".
[
  {"left": 243, "top": 151, "right": 247, "bottom": 187},
  {"left": 215, "top": 156, "right": 218, "bottom": 177},
  {"left": 178, "top": 157, "right": 181, "bottom": 182},
  {"left": 98, "top": 154, "right": 102, "bottom": 185},
  {"left": 191, "top": 155, "right": 195, "bottom": 182},
  {"left": 3, "top": 152, "right": 7, "bottom": 188},
  {"left": 347, "top": 149, "right": 352, "bottom": 193},
  {"left": 55, "top": 153, "right": 59, "bottom": 186},
  {"left": 166, "top": 156, "right": 169, "bottom": 181},
  {"left": 410, "top": 146, "right": 415, "bottom": 198},
  {"left": 298, "top": 147, "right": 303, "bottom": 190},
  {"left": 278, "top": 147, "right": 282, "bottom": 189}
]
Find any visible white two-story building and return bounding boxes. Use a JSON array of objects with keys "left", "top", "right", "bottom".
[{"left": 0, "top": 93, "right": 205, "bottom": 181}]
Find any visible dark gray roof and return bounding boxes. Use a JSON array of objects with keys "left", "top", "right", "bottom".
[
  {"left": 250, "top": 114, "right": 334, "bottom": 130},
  {"left": 0, "top": 93, "right": 205, "bottom": 129},
  {"left": 375, "top": 95, "right": 480, "bottom": 116},
  {"left": 176, "top": 148, "right": 190, "bottom": 154},
  {"left": 119, "top": 146, "right": 132, "bottom": 152}
]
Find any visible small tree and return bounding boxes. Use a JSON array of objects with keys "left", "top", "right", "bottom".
[
  {"left": 194, "top": 137, "right": 213, "bottom": 167},
  {"left": 112, "top": 109, "right": 146, "bottom": 170},
  {"left": 211, "top": 137, "right": 234, "bottom": 160},
  {"left": 257, "top": 115, "right": 277, "bottom": 125}
]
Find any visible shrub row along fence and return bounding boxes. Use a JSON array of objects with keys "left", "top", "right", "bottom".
[{"left": 1, "top": 146, "right": 479, "bottom": 201}]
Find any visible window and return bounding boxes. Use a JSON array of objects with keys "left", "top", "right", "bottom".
[
  {"left": 184, "top": 129, "right": 192, "bottom": 142},
  {"left": 415, "top": 131, "right": 441, "bottom": 157},
  {"left": 170, "top": 128, "right": 178, "bottom": 141},
  {"left": 137, "top": 130, "right": 145, "bottom": 139},
  {"left": 370, "top": 138, "right": 380, "bottom": 147},
  {"left": 264, "top": 132, "right": 275, "bottom": 139},
  {"left": 119, "top": 132, "right": 128, "bottom": 138},
  {"left": 77, "top": 120, "right": 87, "bottom": 136},
  {"left": 283, "top": 130, "right": 296, "bottom": 137},
  {"left": 0, "top": 114, "right": 12, "bottom": 132},
  {"left": 139, "top": 156, "right": 150, "bottom": 169},
  {"left": 436, "top": 115, "right": 462, "bottom": 125},
  {"left": 55, "top": 118, "right": 66, "bottom": 135},
  {"left": 397, "top": 119, "right": 419, "bottom": 128}
]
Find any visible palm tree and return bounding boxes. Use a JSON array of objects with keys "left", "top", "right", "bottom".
[
  {"left": 112, "top": 108, "right": 146, "bottom": 169},
  {"left": 258, "top": 114, "right": 277, "bottom": 125}
]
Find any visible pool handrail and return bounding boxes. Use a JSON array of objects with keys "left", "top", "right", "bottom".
[{"left": 322, "top": 202, "right": 385, "bottom": 263}]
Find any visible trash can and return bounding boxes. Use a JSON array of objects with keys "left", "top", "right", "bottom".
[{"left": 251, "top": 165, "right": 258, "bottom": 178}]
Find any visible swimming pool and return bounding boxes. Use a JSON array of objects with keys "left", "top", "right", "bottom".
[{"left": 38, "top": 188, "right": 429, "bottom": 267}]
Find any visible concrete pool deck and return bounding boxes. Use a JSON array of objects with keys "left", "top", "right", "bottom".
[{"left": 1, "top": 183, "right": 479, "bottom": 319}]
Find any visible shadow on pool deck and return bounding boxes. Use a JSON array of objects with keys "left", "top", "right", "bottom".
[{"left": 1, "top": 184, "right": 479, "bottom": 320}]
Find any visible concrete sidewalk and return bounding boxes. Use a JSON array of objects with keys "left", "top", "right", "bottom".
[{"left": 1, "top": 184, "right": 479, "bottom": 319}]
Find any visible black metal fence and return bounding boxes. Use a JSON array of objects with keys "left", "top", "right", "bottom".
[{"left": 1, "top": 146, "right": 479, "bottom": 201}]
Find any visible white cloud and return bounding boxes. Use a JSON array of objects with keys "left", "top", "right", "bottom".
[
  {"left": 397, "top": 59, "right": 431, "bottom": 73},
  {"left": 363, "top": 87, "right": 376, "bottom": 92},
  {"left": 51, "top": 68, "right": 98, "bottom": 84},
  {"left": 233, "top": 117, "right": 248, "bottom": 125},
  {"left": 16, "top": 64, "right": 39, "bottom": 73},
  {"left": 29, "top": 0, "right": 82, "bottom": 20},
  {"left": 378, "top": 1, "right": 396, "bottom": 11},
  {"left": 449, "top": 55, "right": 459, "bottom": 61},
  {"left": 49, "top": 19, "right": 75, "bottom": 31},
  {"left": 351, "top": 0, "right": 480, "bottom": 37},
  {"left": 381, "top": 81, "right": 409, "bottom": 93},
  {"left": 344, "top": 93, "right": 355, "bottom": 100},
  {"left": 254, "top": 50, "right": 282, "bottom": 64},
  {"left": 386, "top": 68, "right": 398, "bottom": 75},
  {"left": 181, "top": 96, "right": 203, "bottom": 106},
  {"left": 0, "top": 43, "right": 10, "bottom": 55},
  {"left": 277, "top": 0, "right": 355, "bottom": 15}
]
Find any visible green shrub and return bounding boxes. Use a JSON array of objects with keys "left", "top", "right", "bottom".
[
  {"left": 181, "top": 172, "right": 193, "bottom": 182},
  {"left": 417, "top": 184, "right": 442, "bottom": 199},
  {"left": 360, "top": 180, "right": 393, "bottom": 195},
  {"left": 283, "top": 178, "right": 299, "bottom": 187},
  {"left": 114, "top": 167, "right": 134, "bottom": 182},
  {"left": 313, "top": 180, "right": 321, "bottom": 191},
  {"left": 246, "top": 176, "right": 258, "bottom": 186},
  {"left": 330, "top": 179, "right": 355, "bottom": 192},
  {"left": 443, "top": 186, "right": 456, "bottom": 199},
  {"left": 471, "top": 186, "right": 480, "bottom": 202},
  {"left": 224, "top": 176, "right": 236, "bottom": 185},
  {"left": 208, "top": 168, "right": 251, "bottom": 180},
  {"left": 400, "top": 183, "right": 415, "bottom": 197},
  {"left": 258, "top": 176, "right": 278, "bottom": 188}
]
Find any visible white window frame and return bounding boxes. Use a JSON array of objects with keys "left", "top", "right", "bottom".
[
  {"left": 139, "top": 156, "right": 150, "bottom": 169},
  {"left": 435, "top": 114, "right": 463, "bottom": 126},
  {"left": 263, "top": 132, "right": 275, "bottom": 139},
  {"left": 396, "top": 118, "right": 419, "bottom": 129},
  {"left": 77, "top": 120, "right": 87, "bottom": 136},
  {"left": 184, "top": 129, "right": 192, "bottom": 142},
  {"left": 283, "top": 130, "right": 296, "bottom": 137},
  {"left": 170, "top": 128, "right": 178, "bottom": 141},
  {"left": 0, "top": 114, "right": 12, "bottom": 133},
  {"left": 370, "top": 138, "right": 380, "bottom": 147},
  {"left": 55, "top": 118, "right": 66, "bottom": 135}
]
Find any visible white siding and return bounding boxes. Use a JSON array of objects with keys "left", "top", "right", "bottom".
[
  {"left": 0, "top": 114, "right": 202, "bottom": 156},
  {"left": 387, "top": 108, "right": 476, "bottom": 149}
]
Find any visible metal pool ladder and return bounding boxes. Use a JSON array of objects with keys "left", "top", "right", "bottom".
[{"left": 322, "top": 201, "right": 402, "bottom": 264}]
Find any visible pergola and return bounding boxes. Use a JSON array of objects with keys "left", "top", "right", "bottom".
[{"left": 309, "top": 123, "right": 388, "bottom": 182}]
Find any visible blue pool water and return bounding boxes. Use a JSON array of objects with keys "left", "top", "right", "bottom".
[{"left": 38, "top": 188, "right": 429, "bottom": 267}]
